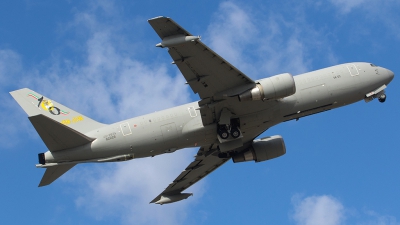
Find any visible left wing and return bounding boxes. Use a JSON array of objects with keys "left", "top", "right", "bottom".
[
  {"left": 148, "top": 16, "right": 255, "bottom": 100},
  {"left": 148, "top": 17, "right": 257, "bottom": 125},
  {"left": 150, "top": 145, "right": 230, "bottom": 204}
]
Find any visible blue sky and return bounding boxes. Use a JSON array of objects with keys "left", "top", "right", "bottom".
[{"left": 1, "top": 1, "right": 399, "bottom": 224}]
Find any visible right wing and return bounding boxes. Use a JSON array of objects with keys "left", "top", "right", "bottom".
[{"left": 150, "top": 145, "right": 230, "bottom": 204}]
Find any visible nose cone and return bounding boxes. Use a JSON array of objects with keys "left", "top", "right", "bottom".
[
  {"left": 379, "top": 67, "right": 394, "bottom": 85},
  {"left": 381, "top": 67, "right": 394, "bottom": 84},
  {"left": 386, "top": 68, "right": 394, "bottom": 83}
]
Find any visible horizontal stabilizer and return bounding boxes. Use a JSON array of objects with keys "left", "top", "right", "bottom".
[
  {"left": 29, "top": 114, "right": 95, "bottom": 152},
  {"left": 39, "top": 164, "right": 76, "bottom": 187}
]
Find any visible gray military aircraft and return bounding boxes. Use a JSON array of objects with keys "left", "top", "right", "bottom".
[{"left": 10, "top": 16, "right": 394, "bottom": 205}]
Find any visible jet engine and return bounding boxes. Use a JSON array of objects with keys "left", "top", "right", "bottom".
[
  {"left": 232, "top": 135, "right": 286, "bottom": 163},
  {"left": 239, "top": 73, "right": 296, "bottom": 101}
]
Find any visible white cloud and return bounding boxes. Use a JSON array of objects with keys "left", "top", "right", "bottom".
[
  {"left": 328, "top": 0, "right": 400, "bottom": 39},
  {"left": 292, "top": 195, "right": 345, "bottom": 225},
  {"left": 72, "top": 149, "right": 201, "bottom": 225},
  {"left": 206, "top": 1, "right": 337, "bottom": 79},
  {"left": 291, "top": 194, "right": 400, "bottom": 225},
  {"left": 12, "top": 4, "right": 191, "bottom": 123},
  {"left": 354, "top": 210, "right": 400, "bottom": 225},
  {"left": 207, "top": 1, "right": 258, "bottom": 68},
  {"left": 328, "top": 0, "right": 367, "bottom": 14}
]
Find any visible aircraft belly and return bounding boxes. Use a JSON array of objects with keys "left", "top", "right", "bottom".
[
  {"left": 241, "top": 105, "right": 277, "bottom": 129},
  {"left": 279, "top": 94, "right": 300, "bottom": 117},
  {"left": 116, "top": 106, "right": 217, "bottom": 158}
]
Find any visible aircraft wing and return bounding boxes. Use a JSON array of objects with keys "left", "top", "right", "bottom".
[
  {"left": 148, "top": 17, "right": 256, "bottom": 100},
  {"left": 150, "top": 145, "right": 230, "bottom": 204},
  {"left": 148, "top": 17, "right": 260, "bottom": 204}
]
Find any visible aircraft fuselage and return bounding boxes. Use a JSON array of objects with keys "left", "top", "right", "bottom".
[{"left": 42, "top": 62, "right": 394, "bottom": 164}]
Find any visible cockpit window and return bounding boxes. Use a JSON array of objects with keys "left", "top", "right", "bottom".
[{"left": 370, "top": 63, "right": 377, "bottom": 67}]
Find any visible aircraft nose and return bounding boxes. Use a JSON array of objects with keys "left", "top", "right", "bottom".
[{"left": 384, "top": 68, "right": 395, "bottom": 84}]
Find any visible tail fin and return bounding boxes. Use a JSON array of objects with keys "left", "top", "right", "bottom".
[
  {"left": 10, "top": 88, "right": 106, "bottom": 187},
  {"left": 10, "top": 88, "right": 105, "bottom": 134}
]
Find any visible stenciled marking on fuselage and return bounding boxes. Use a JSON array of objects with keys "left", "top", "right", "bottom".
[
  {"left": 104, "top": 132, "right": 117, "bottom": 141},
  {"left": 333, "top": 75, "right": 342, "bottom": 79},
  {"left": 28, "top": 93, "right": 70, "bottom": 116},
  {"left": 153, "top": 112, "right": 179, "bottom": 123}
]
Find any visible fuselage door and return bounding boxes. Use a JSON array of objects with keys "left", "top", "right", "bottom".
[
  {"left": 120, "top": 122, "right": 132, "bottom": 136},
  {"left": 188, "top": 106, "right": 197, "bottom": 117}
]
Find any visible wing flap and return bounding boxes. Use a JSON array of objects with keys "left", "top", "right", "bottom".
[{"left": 29, "top": 114, "right": 95, "bottom": 152}]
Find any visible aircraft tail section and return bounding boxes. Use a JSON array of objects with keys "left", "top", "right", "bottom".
[
  {"left": 39, "top": 164, "right": 76, "bottom": 187},
  {"left": 10, "top": 88, "right": 106, "bottom": 186},
  {"left": 10, "top": 88, "right": 105, "bottom": 134}
]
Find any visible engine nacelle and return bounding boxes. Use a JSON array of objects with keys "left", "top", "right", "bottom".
[
  {"left": 232, "top": 135, "right": 286, "bottom": 163},
  {"left": 238, "top": 73, "right": 295, "bottom": 101}
]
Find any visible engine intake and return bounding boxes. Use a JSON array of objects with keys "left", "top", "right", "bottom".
[
  {"left": 239, "top": 73, "right": 295, "bottom": 101},
  {"left": 232, "top": 135, "right": 286, "bottom": 163}
]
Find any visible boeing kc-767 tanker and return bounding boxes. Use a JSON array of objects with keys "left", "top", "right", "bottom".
[{"left": 10, "top": 16, "right": 394, "bottom": 204}]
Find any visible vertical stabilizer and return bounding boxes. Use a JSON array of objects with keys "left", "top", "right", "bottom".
[
  {"left": 10, "top": 88, "right": 105, "bottom": 134},
  {"left": 10, "top": 88, "right": 104, "bottom": 187}
]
